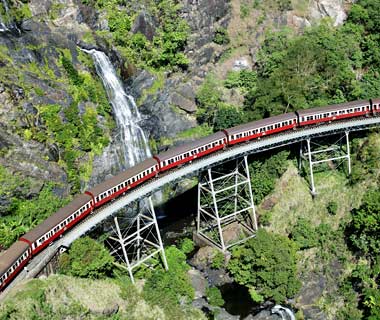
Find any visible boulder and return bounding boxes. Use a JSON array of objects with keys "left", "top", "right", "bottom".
[
  {"left": 309, "top": 0, "right": 347, "bottom": 26},
  {"left": 190, "top": 246, "right": 218, "bottom": 271},
  {"left": 188, "top": 269, "right": 208, "bottom": 299},
  {"left": 131, "top": 11, "right": 157, "bottom": 41},
  {"left": 170, "top": 90, "right": 197, "bottom": 113}
]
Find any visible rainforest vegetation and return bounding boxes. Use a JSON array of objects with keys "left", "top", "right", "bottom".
[{"left": 1, "top": 0, "right": 380, "bottom": 319}]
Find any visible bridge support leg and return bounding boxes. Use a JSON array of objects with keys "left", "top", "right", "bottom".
[
  {"left": 107, "top": 197, "right": 168, "bottom": 284},
  {"left": 196, "top": 156, "right": 258, "bottom": 252},
  {"left": 299, "top": 132, "right": 351, "bottom": 195}
]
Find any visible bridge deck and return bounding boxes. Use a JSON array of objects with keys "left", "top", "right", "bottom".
[{"left": 1, "top": 116, "right": 380, "bottom": 300}]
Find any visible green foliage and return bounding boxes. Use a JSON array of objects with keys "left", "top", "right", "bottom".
[
  {"left": 349, "top": 189, "right": 380, "bottom": 256},
  {"left": 58, "top": 237, "right": 114, "bottom": 278},
  {"left": 213, "top": 27, "right": 230, "bottom": 45},
  {"left": 196, "top": 74, "right": 223, "bottom": 126},
  {"left": 224, "top": 70, "right": 257, "bottom": 93},
  {"left": 327, "top": 201, "right": 338, "bottom": 215},
  {"left": 290, "top": 217, "right": 318, "bottom": 250},
  {"left": 206, "top": 287, "right": 225, "bottom": 307},
  {"left": 104, "top": 0, "right": 190, "bottom": 70},
  {"left": 347, "top": 257, "right": 380, "bottom": 319},
  {"left": 0, "top": 181, "right": 69, "bottom": 248},
  {"left": 61, "top": 55, "right": 83, "bottom": 86},
  {"left": 213, "top": 105, "right": 244, "bottom": 132},
  {"left": 247, "top": 23, "right": 362, "bottom": 119},
  {"left": 211, "top": 251, "right": 225, "bottom": 269},
  {"left": 228, "top": 228, "right": 301, "bottom": 303},
  {"left": 143, "top": 246, "right": 194, "bottom": 306},
  {"left": 249, "top": 150, "right": 290, "bottom": 203},
  {"left": 179, "top": 237, "right": 195, "bottom": 254}
]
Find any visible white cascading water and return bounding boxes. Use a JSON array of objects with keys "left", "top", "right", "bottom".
[
  {"left": 84, "top": 49, "right": 152, "bottom": 169},
  {"left": 271, "top": 305, "right": 295, "bottom": 320},
  {"left": 0, "top": 0, "right": 20, "bottom": 34}
]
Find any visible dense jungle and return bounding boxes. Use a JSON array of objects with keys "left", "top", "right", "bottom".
[{"left": 0, "top": 0, "right": 380, "bottom": 319}]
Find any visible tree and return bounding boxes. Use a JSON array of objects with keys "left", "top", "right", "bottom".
[
  {"left": 228, "top": 229, "right": 301, "bottom": 303},
  {"left": 143, "top": 246, "right": 194, "bottom": 304},
  {"left": 213, "top": 105, "right": 243, "bottom": 132},
  {"left": 58, "top": 237, "right": 114, "bottom": 278},
  {"left": 349, "top": 189, "right": 380, "bottom": 256}
]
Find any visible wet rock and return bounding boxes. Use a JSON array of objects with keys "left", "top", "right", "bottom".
[
  {"left": 131, "top": 11, "right": 157, "bottom": 41},
  {"left": 188, "top": 269, "right": 208, "bottom": 299},
  {"left": 215, "top": 308, "right": 240, "bottom": 320},
  {"left": 129, "top": 70, "right": 156, "bottom": 99},
  {"left": 246, "top": 310, "right": 281, "bottom": 320},
  {"left": 207, "top": 268, "right": 233, "bottom": 287}
]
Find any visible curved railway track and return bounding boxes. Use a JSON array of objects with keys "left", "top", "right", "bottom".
[{"left": 1, "top": 114, "right": 380, "bottom": 301}]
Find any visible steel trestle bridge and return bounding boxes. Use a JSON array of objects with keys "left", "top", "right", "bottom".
[{"left": 2, "top": 116, "right": 380, "bottom": 297}]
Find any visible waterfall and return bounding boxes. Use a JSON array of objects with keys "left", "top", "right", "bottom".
[
  {"left": 0, "top": 0, "right": 21, "bottom": 35},
  {"left": 271, "top": 305, "right": 295, "bottom": 320},
  {"left": 84, "top": 49, "right": 151, "bottom": 169}
]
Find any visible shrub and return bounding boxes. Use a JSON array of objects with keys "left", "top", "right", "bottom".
[
  {"left": 143, "top": 246, "right": 194, "bottom": 305},
  {"left": 61, "top": 55, "right": 83, "bottom": 86},
  {"left": 290, "top": 217, "right": 318, "bottom": 249},
  {"left": 58, "top": 237, "right": 114, "bottom": 278},
  {"left": 179, "top": 237, "right": 195, "bottom": 254},
  {"left": 211, "top": 251, "right": 225, "bottom": 269},
  {"left": 206, "top": 287, "right": 225, "bottom": 306},
  {"left": 327, "top": 201, "right": 338, "bottom": 215},
  {"left": 213, "top": 28, "right": 230, "bottom": 45}
]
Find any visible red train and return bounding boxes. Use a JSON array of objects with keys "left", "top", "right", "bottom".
[{"left": 1, "top": 98, "right": 379, "bottom": 291}]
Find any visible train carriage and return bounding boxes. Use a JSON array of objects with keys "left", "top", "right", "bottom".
[
  {"left": 87, "top": 158, "right": 159, "bottom": 208},
  {"left": 155, "top": 132, "right": 227, "bottom": 172},
  {"left": 0, "top": 241, "right": 31, "bottom": 291},
  {"left": 297, "top": 100, "right": 370, "bottom": 126},
  {"left": 224, "top": 113, "right": 298, "bottom": 145},
  {"left": 20, "top": 194, "right": 93, "bottom": 255},
  {"left": 4, "top": 97, "right": 380, "bottom": 293},
  {"left": 371, "top": 98, "right": 380, "bottom": 114}
]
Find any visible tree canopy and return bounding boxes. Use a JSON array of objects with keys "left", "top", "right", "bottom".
[
  {"left": 228, "top": 228, "right": 301, "bottom": 303},
  {"left": 58, "top": 237, "right": 114, "bottom": 279}
]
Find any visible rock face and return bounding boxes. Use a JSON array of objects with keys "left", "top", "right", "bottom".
[
  {"left": 131, "top": 11, "right": 157, "bottom": 41},
  {"left": 309, "top": 0, "right": 347, "bottom": 26}
]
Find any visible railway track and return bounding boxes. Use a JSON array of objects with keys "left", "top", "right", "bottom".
[{"left": 1, "top": 115, "right": 380, "bottom": 302}]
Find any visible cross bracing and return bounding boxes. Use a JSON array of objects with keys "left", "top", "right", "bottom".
[
  {"left": 5, "top": 116, "right": 380, "bottom": 297},
  {"left": 197, "top": 157, "right": 257, "bottom": 251},
  {"left": 105, "top": 197, "right": 167, "bottom": 283},
  {"left": 299, "top": 132, "right": 351, "bottom": 194}
]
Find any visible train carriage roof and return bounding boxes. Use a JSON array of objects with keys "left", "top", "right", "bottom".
[
  {"left": 21, "top": 194, "right": 92, "bottom": 244},
  {"left": 87, "top": 158, "right": 158, "bottom": 197},
  {"left": 371, "top": 97, "right": 380, "bottom": 105},
  {"left": 297, "top": 100, "right": 369, "bottom": 117},
  {"left": 155, "top": 132, "right": 226, "bottom": 162},
  {"left": 224, "top": 113, "right": 297, "bottom": 136},
  {"left": 0, "top": 241, "right": 29, "bottom": 276}
]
